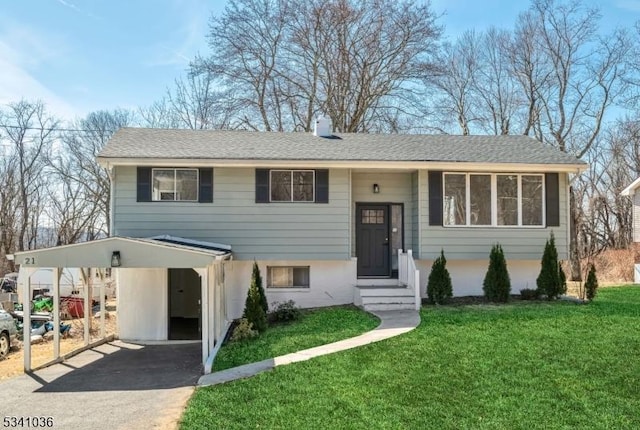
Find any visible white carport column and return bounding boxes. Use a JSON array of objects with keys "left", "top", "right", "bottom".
[
  {"left": 100, "top": 270, "right": 105, "bottom": 338},
  {"left": 52, "top": 268, "right": 60, "bottom": 360},
  {"left": 195, "top": 267, "right": 209, "bottom": 367},
  {"left": 22, "top": 267, "right": 35, "bottom": 372},
  {"left": 82, "top": 270, "right": 90, "bottom": 346}
]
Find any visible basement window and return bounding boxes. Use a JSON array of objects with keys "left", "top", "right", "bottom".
[{"left": 267, "top": 266, "right": 310, "bottom": 288}]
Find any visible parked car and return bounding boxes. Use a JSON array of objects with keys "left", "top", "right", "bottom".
[
  {"left": 0, "top": 276, "right": 16, "bottom": 293},
  {"left": 0, "top": 309, "right": 17, "bottom": 358}
]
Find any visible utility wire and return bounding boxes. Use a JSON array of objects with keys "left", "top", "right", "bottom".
[{"left": 0, "top": 124, "right": 111, "bottom": 133}]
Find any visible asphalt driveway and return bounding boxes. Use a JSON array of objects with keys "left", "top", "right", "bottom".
[{"left": 0, "top": 341, "right": 201, "bottom": 429}]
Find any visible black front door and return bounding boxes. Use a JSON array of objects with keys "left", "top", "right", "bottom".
[{"left": 356, "top": 204, "right": 390, "bottom": 277}]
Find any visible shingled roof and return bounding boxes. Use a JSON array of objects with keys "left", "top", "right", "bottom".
[{"left": 98, "top": 128, "right": 586, "bottom": 166}]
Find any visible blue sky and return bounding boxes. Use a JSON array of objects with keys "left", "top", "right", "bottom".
[{"left": 1, "top": 0, "right": 638, "bottom": 122}]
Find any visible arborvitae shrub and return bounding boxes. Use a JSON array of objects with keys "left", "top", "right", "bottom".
[
  {"left": 585, "top": 264, "right": 599, "bottom": 301},
  {"left": 243, "top": 264, "right": 267, "bottom": 333},
  {"left": 536, "top": 232, "right": 564, "bottom": 300},
  {"left": 559, "top": 263, "right": 567, "bottom": 296},
  {"left": 427, "top": 250, "right": 453, "bottom": 304},
  {"left": 483, "top": 244, "right": 511, "bottom": 302},
  {"left": 251, "top": 261, "right": 268, "bottom": 314}
]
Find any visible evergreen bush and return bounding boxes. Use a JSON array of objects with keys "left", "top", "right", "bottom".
[
  {"left": 269, "top": 300, "right": 302, "bottom": 323},
  {"left": 426, "top": 250, "right": 453, "bottom": 304},
  {"left": 483, "top": 244, "right": 511, "bottom": 302},
  {"left": 519, "top": 288, "right": 540, "bottom": 300},
  {"left": 585, "top": 264, "right": 598, "bottom": 301},
  {"left": 251, "top": 261, "right": 268, "bottom": 314},
  {"left": 536, "top": 232, "right": 565, "bottom": 300},
  {"left": 243, "top": 263, "right": 267, "bottom": 333}
]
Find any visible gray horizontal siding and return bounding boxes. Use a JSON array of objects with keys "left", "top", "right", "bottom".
[
  {"left": 113, "top": 166, "right": 350, "bottom": 260},
  {"left": 420, "top": 171, "right": 569, "bottom": 260},
  {"left": 634, "top": 193, "right": 640, "bottom": 243},
  {"left": 350, "top": 171, "right": 413, "bottom": 257}
]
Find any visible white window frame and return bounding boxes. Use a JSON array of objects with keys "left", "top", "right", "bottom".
[
  {"left": 266, "top": 266, "right": 311, "bottom": 289},
  {"left": 269, "top": 170, "right": 315, "bottom": 202},
  {"left": 151, "top": 168, "right": 199, "bottom": 202},
  {"left": 442, "top": 172, "right": 545, "bottom": 228}
]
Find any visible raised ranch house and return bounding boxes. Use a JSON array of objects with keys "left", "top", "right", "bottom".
[
  {"left": 621, "top": 177, "right": 640, "bottom": 282},
  {"left": 13, "top": 119, "right": 586, "bottom": 370}
]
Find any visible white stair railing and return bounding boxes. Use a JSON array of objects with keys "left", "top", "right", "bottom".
[{"left": 398, "top": 249, "right": 421, "bottom": 311}]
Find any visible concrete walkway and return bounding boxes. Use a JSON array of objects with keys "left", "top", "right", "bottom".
[{"left": 198, "top": 309, "right": 421, "bottom": 387}]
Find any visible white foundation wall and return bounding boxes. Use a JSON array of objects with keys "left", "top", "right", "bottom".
[
  {"left": 415, "top": 259, "right": 541, "bottom": 297},
  {"left": 117, "top": 268, "right": 168, "bottom": 340},
  {"left": 224, "top": 260, "right": 357, "bottom": 319}
]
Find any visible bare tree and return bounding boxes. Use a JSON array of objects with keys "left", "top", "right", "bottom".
[
  {"left": 51, "top": 109, "right": 136, "bottom": 239},
  {"left": 426, "top": 31, "right": 481, "bottom": 135},
  {"left": 201, "top": 0, "right": 442, "bottom": 132},
  {"left": 0, "top": 100, "right": 58, "bottom": 257},
  {"left": 509, "top": 0, "right": 633, "bottom": 280}
]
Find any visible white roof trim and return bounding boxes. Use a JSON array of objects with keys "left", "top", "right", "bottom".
[
  {"left": 97, "top": 157, "right": 587, "bottom": 173},
  {"left": 10, "top": 236, "right": 232, "bottom": 268},
  {"left": 621, "top": 177, "right": 640, "bottom": 196}
]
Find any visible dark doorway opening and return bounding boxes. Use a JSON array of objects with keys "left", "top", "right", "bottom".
[{"left": 168, "top": 268, "right": 201, "bottom": 340}]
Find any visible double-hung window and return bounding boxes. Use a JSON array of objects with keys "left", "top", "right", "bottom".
[
  {"left": 152, "top": 168, "right": 199, "bottom": 201},
  {"left": 443, "top": 173, "right": 544, "bottom": 227}
]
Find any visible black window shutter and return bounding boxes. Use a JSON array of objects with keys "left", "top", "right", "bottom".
[
  {"left": 428, "top": 171, "right": 443, "bottom": 226},
  {"left": 137, "top": 167, "right": 152, "bottom": 202},
  {"left": 198, "top": 168, "right": 213, "bottom": 203},
  {"left": 545, "top": 172, "right": 560, "bottom": 227},
  {"left": 255, "top": 169, "right": 270, "bottom": 203},
  {"left": 315, "top": 169, "right": 329, "bottom": 203}
]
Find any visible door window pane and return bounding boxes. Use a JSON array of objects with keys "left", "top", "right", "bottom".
[
  {"left": 444, "top": 174, "right": 466, "bottom": 225},
  {"left": 522, "top": 175, "right": 543, "bottom": 225},
  {"left": 497, "top": 175, "right": 518, "bottom": 225},
  {"left": 470, "top": 174, "right": 491, "bottom": 225}
]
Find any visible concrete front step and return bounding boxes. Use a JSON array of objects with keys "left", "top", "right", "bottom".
[
  {"left": 361, "top": 295, "right": 415, "bottom": 305},
  {"left": 358, "top": 286, "right": 413, "bottom": 297},
  {"left": 363, "top": 303, "right": 416, "bottom": 311}
]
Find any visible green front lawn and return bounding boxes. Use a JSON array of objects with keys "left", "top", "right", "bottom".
[
  {"left": 212, "top": 305, "right": 380, "bottom": 371},
  {"left": 183, "top": 287, "right": 640, "bottom": 429}
]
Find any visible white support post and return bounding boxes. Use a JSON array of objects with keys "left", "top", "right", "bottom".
[
  {"left": 83, "top": 270, "right": 90, "bottom": 346},
  {"left": 414, "top": 268, "right": 421, "bottom": 311},
  {"left": 100, "top": 282, "right": 105, "bottom": 339},
  {"left": 52, "top": 267, "right": 60, "bottom": 360},
  {"left": 195, "top": 267, "right": 209, "bottom": 367},
  {"left": 23, "top": 271, "right": 32, "bottom": 372}
]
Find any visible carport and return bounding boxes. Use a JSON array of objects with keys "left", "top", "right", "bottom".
[{"left": 11, "top": 236, "right": 231, "bottom": 373}]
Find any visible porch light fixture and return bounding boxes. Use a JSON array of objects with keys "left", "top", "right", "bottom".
[
  {"left": 373, "top": 183, "right": 380, "bottom": 194},
  {"left": 111, "top": 251, "right": 121, "bottom": 267}
]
